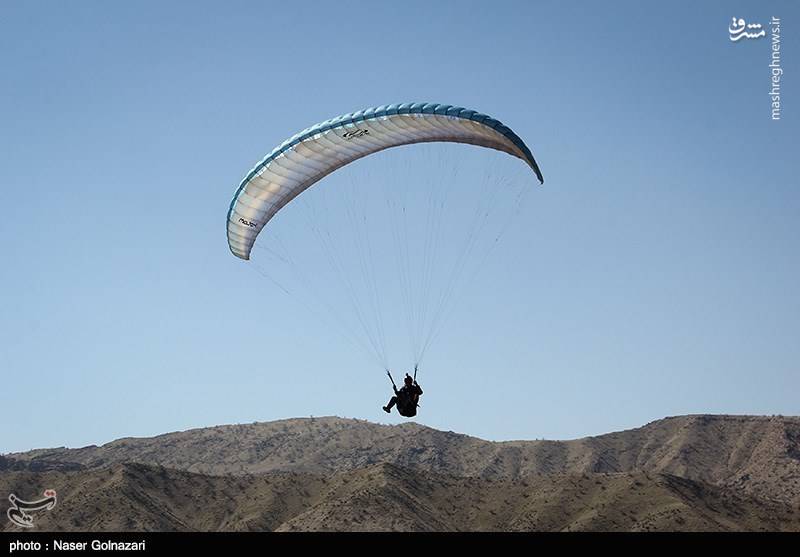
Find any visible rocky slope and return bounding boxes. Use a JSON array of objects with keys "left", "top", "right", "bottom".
[
  {"left": 2, "top": 462, "right": 797, "bottom": 532},
  {"left": 5, "top": 415, "right": 799, "bottom": 506}
]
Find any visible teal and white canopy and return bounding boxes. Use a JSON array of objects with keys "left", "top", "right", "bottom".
[{"left": 227, "top": 102, "right": 543, "bottom": 260}]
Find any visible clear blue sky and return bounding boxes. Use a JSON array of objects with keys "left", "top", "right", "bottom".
[{"left": 1, "top": 1, "right": 797, "bottom": 453}]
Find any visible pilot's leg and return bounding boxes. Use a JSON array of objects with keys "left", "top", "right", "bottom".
[{"left": 383, "top": 396, "right": 398, "bottom": 413}]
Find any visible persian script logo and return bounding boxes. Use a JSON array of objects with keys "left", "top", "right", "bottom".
[
  {"left": 729, "top": 17, "right": 766, "bottom": 41},
  {"left": 7, "top": 489, "right": 57, "bottom": 528},
  {"left": 342, "top": 128, "right": 370, "bottom": 140}
]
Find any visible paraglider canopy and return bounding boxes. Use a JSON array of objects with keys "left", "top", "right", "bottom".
[{"left": 227, "top": 102, "right": 543, "bottom": 261}]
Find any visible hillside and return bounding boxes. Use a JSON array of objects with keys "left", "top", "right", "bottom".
[
  {"left": 2, "top": 462, "right": 797, "bottom": 532},
  {"left": 5, "top": 415, "right": 799, "bottom": 506}
]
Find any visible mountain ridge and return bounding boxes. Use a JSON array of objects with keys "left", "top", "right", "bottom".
[
  {"left": 3, "top": 460, "right": 799, "bottom": 532},
  {"left": 4, "top": 414, "right": 799, "bottom": 508}
]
